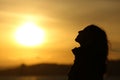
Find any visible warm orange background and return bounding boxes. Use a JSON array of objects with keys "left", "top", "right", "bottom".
[{"left": 0, "top": 0, "right": 120, "bottom": 67}]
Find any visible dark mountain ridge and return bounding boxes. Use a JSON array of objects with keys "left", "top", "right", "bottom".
[
  {"left": 0, "top": 63, "right": 71, "bottom": 76},
  {"left": 0, "top": 60, "right": 120, "bottom": 76}
]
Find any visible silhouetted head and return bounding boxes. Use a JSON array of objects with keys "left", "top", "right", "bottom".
[{"left": 75, "top": 24, "right": 108, "bottom": 52}]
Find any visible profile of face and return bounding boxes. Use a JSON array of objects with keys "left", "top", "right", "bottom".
[
  {"left": 75, "top": 30, "right": 85, "bottom": 44},
  {"left": 75, "top": 30, "right": 90, "bottom": 46},
  {"left": 75, "top": 25, "right": 107, "bottom": 47}
]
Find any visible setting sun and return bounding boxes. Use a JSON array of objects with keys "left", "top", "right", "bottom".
[{"left": 15, "top": 22, "right": 45, "bottom": 46}]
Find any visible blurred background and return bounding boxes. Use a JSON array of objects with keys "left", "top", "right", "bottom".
[{"left": 0, "top": 0, "right": 120, "bottom": 80}]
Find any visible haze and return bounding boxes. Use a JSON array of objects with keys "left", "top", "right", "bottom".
[{"left": 0, "top": 0, "right": 120, "bottom": 67}]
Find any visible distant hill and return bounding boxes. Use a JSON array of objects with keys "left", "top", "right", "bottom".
[
  {"left": 0, "top": 63, "right": 71, "bottom": 76},
  {"left": 107, "top": 60, "right": 120, "bottom": 76},
  {"left": 0, "top": 60, "right": 120, "bottom": 76}
]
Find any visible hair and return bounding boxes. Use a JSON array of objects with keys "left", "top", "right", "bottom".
[{"left": 83, "top": 24, "right": 109, "bottom": 58}]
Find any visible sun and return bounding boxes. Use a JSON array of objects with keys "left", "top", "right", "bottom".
[{"left": 15, "top": 22, "right": 45, "bottom": 46}]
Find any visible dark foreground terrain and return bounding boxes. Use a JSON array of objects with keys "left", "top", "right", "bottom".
[{"left": 0, "top": 60, "right": 120, "bottom": 76}]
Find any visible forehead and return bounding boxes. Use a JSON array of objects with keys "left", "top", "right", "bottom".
[{"left": 78, "top": 30, "right": 84, "bottom": 34}]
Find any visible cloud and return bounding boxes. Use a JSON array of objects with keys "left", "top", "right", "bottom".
[{"left": 1, "top": 0, "right": 120, "bottom": 22}]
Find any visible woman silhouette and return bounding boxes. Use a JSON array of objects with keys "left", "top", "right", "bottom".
[{"left": 68, "top": 25, "right": 108, "bottom": 80}]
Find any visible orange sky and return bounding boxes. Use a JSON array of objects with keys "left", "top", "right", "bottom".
[{"left": 0, "top": 0, "right": 120, "bottom": 67}]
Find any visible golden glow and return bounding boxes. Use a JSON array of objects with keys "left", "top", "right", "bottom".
[{"left": 15, "top": 22, "right": 45, "bottom": 46}]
